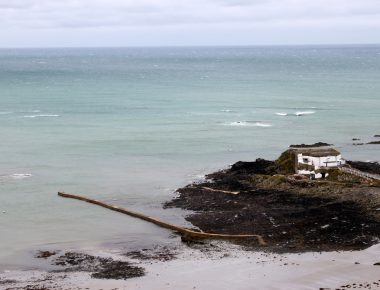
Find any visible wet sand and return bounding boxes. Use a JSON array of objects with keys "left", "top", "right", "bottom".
[{"left": 1, "top": 243, "right": 380, "bottom": 290}]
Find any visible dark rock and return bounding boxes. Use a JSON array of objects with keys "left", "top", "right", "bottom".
[
  {"left": 125, "top": 247, "right": 177, "bottom": 262},
  {"left": 368, "top": 141, "right": 380, "bottom": 144},
  {"left": 374, "top": 135, "right": 380, "bottom": 138},
  {"left": 53, "top": 252, "right": 145, "bottom": 280},
  {"left": 181, "top": 235, "right": 206, "bottom": 245},
  {"left": 0, "top": 279, "right": 17, "bottom": 285},
  {"left": 35, "top": 251, "right": 57, "bottom": 259},
  {"left": 230, "top": 159, "right": 275, "bottom": 175},
  {"left": 91, "top": 260, "right": 144, "bottom": 280},
  {"left": 347, "top": 161, "right": 380, "bottom": 175},
  {"left": 166, "top": 157, "right": 380, "bottom": 253},
  {"left": 374, "top": 262, "right": 380, "bottom": 266},
  {"left": 289, "top": 142, "right": 332, "bottom": 148},
  {"left": 352, "top": 138, "right": 361, "bottom": 141},
  {"left": 167, "top": 184, "right": 380, "bottom": 252}
]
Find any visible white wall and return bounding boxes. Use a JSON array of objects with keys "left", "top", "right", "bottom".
[{"left": 297, "top": 153, "right": 344, "bottom": 170}]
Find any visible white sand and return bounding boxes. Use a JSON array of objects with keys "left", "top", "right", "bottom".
[{"left": 1, "top": 243, "right": 380, "bottom": 290}]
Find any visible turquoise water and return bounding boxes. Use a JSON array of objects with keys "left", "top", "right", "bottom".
[{"left": 1, "top": 46, "right": 380, "bottom": 268}]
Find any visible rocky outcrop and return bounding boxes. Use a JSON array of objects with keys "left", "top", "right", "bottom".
[
  {"left": 166, "top": 156, "right": 380, "bottom": 253},
  {"left": 289, "top": 142, "right": 332, "bottom": 148}
]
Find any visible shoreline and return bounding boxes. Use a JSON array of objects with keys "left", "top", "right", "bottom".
[
  {"left": 1, "top": 154, "right": 380, "bottom": 289},
  {"left": 1, "top": 242, "right": 380, "bottom": 290}
]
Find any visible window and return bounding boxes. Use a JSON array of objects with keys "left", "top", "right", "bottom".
[{"left": 303, "top": 158, "right": 309, "bottom": 163}]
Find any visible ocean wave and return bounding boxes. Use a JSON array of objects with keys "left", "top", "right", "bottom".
[
  {"left": 220, "top": 109, "right": 233, "bottom": 112},
  {"left": 187, "top": 174, "right": 206, "bottom": 181},
  {"left": 254, "top": 122, "right": 273, "bottom": 127},
  {"left": 294, "top": 111, "right": 315, "bottom": 116},
  {"left": 21, "top": 110, "right": 41, "bottom": 113},
  {"left": 0, "top": 111, "right": 13, "bottom": 115},
  {"left": 275, "top": 112, "right": 288, "bottom": 116},
  {"left": 225, "top": 121, "right": 272, "bottom": 127},
  {"left": 23, "top": 114, "right": 60, "bottom": 118},
  {"left": 10, "top": 173, "right": 33, "bottom": 179}
]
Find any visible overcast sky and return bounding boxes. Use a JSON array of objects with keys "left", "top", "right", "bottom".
[{"left": 0, "top": 0, "right": 379, "bottom": 47}]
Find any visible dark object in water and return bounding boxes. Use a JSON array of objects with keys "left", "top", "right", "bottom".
[
  {"left": 368, "top": 141, "right": 380, "bottom": 144},
  {"left": 35, "top": 250, "right": 57, "bottom": 259},
  {"left": 352, "top": 138, "right": 361, "bottom": 141},
  {"left": 289, "top": 142, "right": 332, "bottom": 148}
]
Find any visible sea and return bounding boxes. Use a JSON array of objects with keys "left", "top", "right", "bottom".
[{"left": 1, "top": 45, "right": 379, "bottom": 269}]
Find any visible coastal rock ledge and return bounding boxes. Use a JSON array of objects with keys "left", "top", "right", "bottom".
[{"left": 165, "top": 155, "right": 380, "bottom": 253}]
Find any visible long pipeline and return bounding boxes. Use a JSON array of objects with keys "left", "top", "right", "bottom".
[{"left": 58, "top": 191, "right": 267, "bottom": 246}]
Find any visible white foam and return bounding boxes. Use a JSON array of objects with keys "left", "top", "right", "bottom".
[
  {"left": 254, "top": 122, "right": 273, "bottom": 127},
  {"left": 0, "top": 111, "right": 13, "bottom": 115},
  {"left": 187, "top": 174, "right": 206, "bottom": 182},
  {"left": 295, "top": 111, "right": 315, "bottom": 116},
  {"left": 220, "top": 109, "right": 233, "bottom": 112},
  {"left": 10, "top": 173, "right": 33, "bottom": 179},
  {"left": 23, "top": 114, "right": 60, "bottom": 118},
  {"left": 226, "top": 121, "right": 272, "bottom": 127},
  {"left": 275, "top": 112, "right": 288, "bottom": 116}
]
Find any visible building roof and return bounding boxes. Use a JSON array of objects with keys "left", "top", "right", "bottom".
[{"left": 295, "top": 148, "right": 341, "bottom": 157}]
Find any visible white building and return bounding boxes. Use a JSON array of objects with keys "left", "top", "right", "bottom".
[{"left": 294, "top": 148, "right": 345, "bottom": 179}]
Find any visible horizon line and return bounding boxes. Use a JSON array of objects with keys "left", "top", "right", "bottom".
[{"left": 1, "top": 43, "right": 380, "bottom": 50}]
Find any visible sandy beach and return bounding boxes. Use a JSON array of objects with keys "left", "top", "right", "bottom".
[{"left": 1, "top": 242, "right": 380, "bottom": 290}]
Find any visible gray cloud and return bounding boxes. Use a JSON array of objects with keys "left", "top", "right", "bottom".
[
  {"left": 0, "top": 0, "right": 379, "bottom": 28},
  {"left": 0, "top": 0, "right": 379, "bottom": 46}
]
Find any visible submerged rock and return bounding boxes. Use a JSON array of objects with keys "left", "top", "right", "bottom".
[{"left": 35, "top": 251, "right": 57, "bottom": 259}]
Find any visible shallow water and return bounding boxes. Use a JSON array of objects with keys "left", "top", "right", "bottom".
[{"left": 0, "top": 46, "right": 379, "bottom": 268}]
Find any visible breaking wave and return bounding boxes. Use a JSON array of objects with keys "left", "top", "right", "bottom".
[
  {"left": 294, "top": 111, "right": 316, "bottom": 116},
  {"left": 225, "top": 121, "right": 272, "bottom": 127},
  {"left": 23, "top": 114, "right": 60, "bottom": 118},
  {"left": 9, "top": 173, "right": 33, "bottom": 179},
  {"left": 275, "top": 112, "right": 288, "bottom": 116}
]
